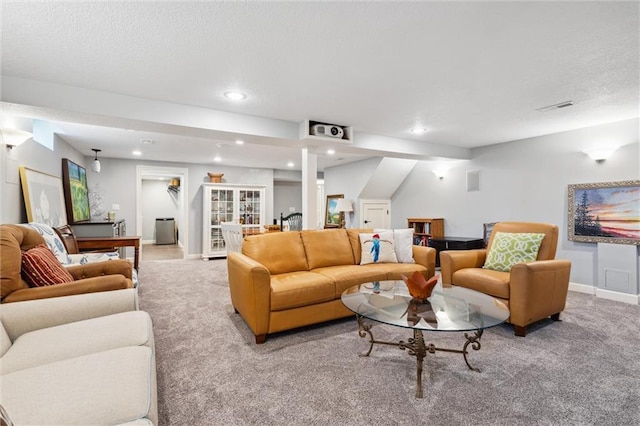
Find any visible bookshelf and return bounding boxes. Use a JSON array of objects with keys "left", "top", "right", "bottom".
[{"left": 407, "top": 218, "right": 444, "bottom": 246}]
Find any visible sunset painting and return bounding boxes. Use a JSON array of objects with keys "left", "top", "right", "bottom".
[{"left": 568, "top": 181, "right": 640, "bottom": 245}]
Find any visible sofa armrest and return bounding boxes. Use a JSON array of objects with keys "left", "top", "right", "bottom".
[
  {"left": 412, "top": 245, "right": 436, "bottom": 278},
  {"left": 227, "top": 252, "right": 272, "bottom": 338},
  {"left": 66, "top": 259, "right": 133, "bottom": 280},
  {"left": 509, "top": 259, "right": 571, "bottom": 326},
  {"left": 440, "top": 249, "right": 487, "bottom": 285},
  {"left": 0, "top": 288, "right": 138, "bottom": 341}
]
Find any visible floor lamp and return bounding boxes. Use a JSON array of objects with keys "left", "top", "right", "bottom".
[{"left": 335, "top": 198, "right": 353, "bottom": 228}]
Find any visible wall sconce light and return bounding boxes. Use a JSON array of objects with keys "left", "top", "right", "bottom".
[
  {"left": 91, "top": 148, "right": 102, "bottom": 173},
  {"left": 335, "top": 198, "right": 354, "bottom": 228},
  {"left": 583, "top": 147, "right": 617, "bottom": 163},
  {"left": 433, "top": 168, "right": 448, "bottom": 180},
  {"left": 0, "top": 128, "right": 33, "bottom": 149}
]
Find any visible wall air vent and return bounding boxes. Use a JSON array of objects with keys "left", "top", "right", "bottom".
[{"left": 536, "top": 101, "right": 575, "bottom": 112}]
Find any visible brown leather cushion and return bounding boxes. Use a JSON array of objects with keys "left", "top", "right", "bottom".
[
  {"left": 452, "top": 268, "right": 510, "bottom": 299},
  {"left": 270, "top": 271, "right": 335, "bottom": 311},
  {"left": 300, "top": 229, "right": 355, "bottom": 269},
  {"left": 242, "top": 232, "right": 309, "bottom": 275},
  {"left": 21, "top": 244, "right": 74, "bottom": 287},
  {"left": 1, "top": 225, "right": 46, "bottom": 299}
]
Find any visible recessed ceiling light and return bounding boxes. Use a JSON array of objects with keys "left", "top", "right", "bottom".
[
  {"left": 213, "top": 156, "right": 222, "bottom": 162},
  {"left": 132, "top": 150, "right": 142, "bottom": 156},
  {"left": 224, "top": 91, "right": 247, "bottom": 101},
  {"left": 410, "top": 127, "right": 428, "bottom": 134},
  {"left": 235, "top": 140, "right": 244, "bottom": 145},
  {"left": 327, "top": 149, "right": 335, "bottom": 155},
  {"left": 287, "top": 162, "right": 294, "bottom": 168}
]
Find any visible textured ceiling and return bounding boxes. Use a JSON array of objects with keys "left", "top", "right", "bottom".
[{"left": 1, "top": 1, "right": 638, "bottom": 170}]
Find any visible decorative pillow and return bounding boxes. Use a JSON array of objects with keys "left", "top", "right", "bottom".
[
  {"left": 483, "top": 232, "right": 545, "bottom": 272},
  {"left": 24, "top": 223, "right": 71, "bottom": 264},
  {"left": 21, "top": 244, "right": 74, "bottom": 287},
  {"left": 375, "top": 228, "right": 415, "bottom": 263},
  {"left": 360, "top": 232, "right": 397, "bottom": 265}
]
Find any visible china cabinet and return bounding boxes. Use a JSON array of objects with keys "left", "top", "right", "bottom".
[{"left": 202, "top": 184, "right": 265, "bottom": 258}]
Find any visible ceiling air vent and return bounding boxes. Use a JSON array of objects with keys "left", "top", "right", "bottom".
[{"left": 536, "top": 101, "right": 575, "bottom": 112}]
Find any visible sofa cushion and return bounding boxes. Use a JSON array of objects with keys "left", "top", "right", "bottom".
[
  {"left": 385, "top": 263, "right": 429, "bottom": 281},
  {"left": 21, "top": 244, "right": 74, "bottom": 287},
  {"left": 375, "top": 228, "right": 415, "bottom": 263},
  {"left": 270, "top": 271, "right": 335, "bottom": 311},
  {"left": 483, "top": 232, "right": 545, "bottom": 272},
  {"left": 346, "top": 228, "right": 373, "bottom": 265},
  {"left": 359, "top": 232, "right": 397, "bottom": 264},
  {"left": 313, "top": 264, "right": 391, "bottom": 297},
  {"left": 300, "top": 229, "right": 355, "bottom": 269},
  {"left": 452, "top": 268, "right": 510, "bottom": 299},
  {"left": 243, "top": 232, "right": 309, "bottom": 275},
  {"left": 22, "top": 223, "right": 71, "bottom": 264},
  {"left": 0, "top": 311, "right": 153, "bottom": 375},
  {"left": 0, "top": 346, "right": 155, "bottom": 425}
]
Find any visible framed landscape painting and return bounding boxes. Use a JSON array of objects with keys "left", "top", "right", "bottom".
[
  {"left": 568, "top": 180, "right": 640, "bottom": 245},
  {"left": 62, "top": 158, "right": 91, "bottom": 223},
  {"left": 19, "top": 166, "right": 67, "bottom": 227},
  {"left": 324, "top": 194, "right": 344, "bottom": 228}
]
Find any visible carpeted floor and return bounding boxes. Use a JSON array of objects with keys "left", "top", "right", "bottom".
[{"left": 138, "top": 258, "right": 640, "bottom": 425}]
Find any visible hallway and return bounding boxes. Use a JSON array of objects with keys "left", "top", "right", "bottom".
[{"left": 141, "top": 243, "right": 184, "bottom": 261}]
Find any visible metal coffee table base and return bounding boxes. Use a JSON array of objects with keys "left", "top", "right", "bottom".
[{"left": 356, "top": 315, "right": 483, "bottom": 398}]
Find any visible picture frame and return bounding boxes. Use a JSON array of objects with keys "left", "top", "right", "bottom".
[
  {"left": 19, "top": 166, "right": 68, "bottom": 227},
  {"left": 324, "top": 194, "right": 344, "bottom": 228},
  {"left": 568, "top": 180, "right": 640, "bottom": 245},
  {"left": 62, "top": 158, "right": 91, "bottom": 223}
]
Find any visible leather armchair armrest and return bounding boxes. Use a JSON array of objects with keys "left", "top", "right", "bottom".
[
  {"left": 412, "top": 245, "right": 436, "bottom": 278},
  {"left": 509, "top": 259, "right": 571, "bottom": 327},
  {"left": 66, "top": 259, "right": 133, "bottom": 280},
  {"left": 440, "top": 249, "right": 487, "bottom": 284},
  {"left": 1, "top": 275, "right": 132, "bottom": 304},
  {"left": 227, "top": 252, "right": 272, "bottom": 338},
  {"left": 0, "top": 288, "right": 138, "bottom": 341}
]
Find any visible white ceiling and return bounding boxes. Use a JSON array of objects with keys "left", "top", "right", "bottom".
[{"left": 1, "top": 1, "right": 638, "bottom": 171}]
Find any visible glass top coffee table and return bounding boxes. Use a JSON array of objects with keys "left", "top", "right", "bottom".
[{"left": 341, "top": 280, "right": 510, "bottom": 398}]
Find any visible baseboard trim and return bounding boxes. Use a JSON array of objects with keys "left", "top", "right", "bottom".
[
  {"left": 569, "top": 282, "right": 639, "bottom": 305},
  {"left": 142, "top": 239, "right": 154, "bottom": 244}
]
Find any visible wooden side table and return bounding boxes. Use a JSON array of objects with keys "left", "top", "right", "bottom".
[{"left": 77, "top": 236, "right": 141, "bottom": 270}]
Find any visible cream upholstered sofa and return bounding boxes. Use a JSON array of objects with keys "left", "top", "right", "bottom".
[
  {"left": 0, "top": 289, "right": 158, "bottom": 425},
  {"left": 227, "top": 228, "right": 436, "bottom": 343}
]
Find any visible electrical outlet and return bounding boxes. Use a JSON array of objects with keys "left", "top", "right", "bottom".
[
  {"left": 112, "top": 204, "right": 120, "bottom": 211},
  {"left": 289, "top": 207, "right": 295, "bottom": 212}
]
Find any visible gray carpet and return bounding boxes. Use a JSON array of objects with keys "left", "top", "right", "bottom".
[{"left": 138, "top": 258, "right": 640, "bottom": 425}]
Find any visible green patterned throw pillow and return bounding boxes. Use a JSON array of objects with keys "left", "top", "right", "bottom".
[{"left": 483, "top": 232, "right": 545, "bottom": 272}]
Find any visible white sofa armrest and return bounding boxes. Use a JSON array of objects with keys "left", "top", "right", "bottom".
[{"left": 0, "top": 288, "right": 138, "bottom": 342}]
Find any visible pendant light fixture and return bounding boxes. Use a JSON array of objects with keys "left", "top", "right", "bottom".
[{"left": 91, "top": 148, "right": 102, "bottom": 173}]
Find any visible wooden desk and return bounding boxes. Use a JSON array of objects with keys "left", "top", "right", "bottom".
[{"left": 77, "top": 236, "right": 141, "bottom": 270}]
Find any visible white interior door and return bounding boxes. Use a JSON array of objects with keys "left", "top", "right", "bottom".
[{"left": 359, "top": 199, "right": 391, "bottom": 229}]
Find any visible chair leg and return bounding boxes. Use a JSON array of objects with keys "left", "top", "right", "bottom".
[
  {"left": 514, "top": 325, "right": 527, "bottom": 337},
  {"left": 255, "top": 334, "right": 267, "bottom": 344},
  {"left": 550, "top": 312, "right": 561, "bottom": 321}
]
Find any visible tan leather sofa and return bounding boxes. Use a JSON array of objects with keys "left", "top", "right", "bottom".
[
  {"left": 0, "top": 289, "right": 157, "bottom": 425},
  {"left": 227, "top": 228, "right": 436, "bottom": 343},
  {"left": 440, "top": 222, "right": 571, "bottom": 337},
  {"left": 1, "top": 224, "right": 133, "bottom": 303}
]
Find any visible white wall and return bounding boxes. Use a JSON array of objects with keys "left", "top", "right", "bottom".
[
  {"left": 325, "top": 118, "right": 640, "bottom": 290},
  {"left": 141, "top": 179, "right": 181, "bottom": 241}
]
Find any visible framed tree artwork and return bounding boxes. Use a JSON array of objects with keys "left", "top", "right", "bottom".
[
  {"left": 19, "top": 166, "right": 68, "bottom": 227},
  {"left": 324, "top": 194, "right": 344, "bottom": 228},
  {"left": 568, "top": 180, "right": 640, "bottom": 245},
  {"left": 62, "top": 158, "right": 91, "bottom": 223}
]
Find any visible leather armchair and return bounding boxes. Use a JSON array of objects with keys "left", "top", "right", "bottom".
[
  {"left": 440, "top": 222, "right": 571, "bottom": 336},
  {"left": 1, "top": 225, "right": 133, "bottom": 303}
]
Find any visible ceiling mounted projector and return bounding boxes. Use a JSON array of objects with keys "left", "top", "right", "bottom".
[{"left": 310, "top": 124, "right": 344, "bottom": 139}]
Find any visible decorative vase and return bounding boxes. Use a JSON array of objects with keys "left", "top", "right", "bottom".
[{"left": 401, "top": 271, "right": 439, "bottom": 300}]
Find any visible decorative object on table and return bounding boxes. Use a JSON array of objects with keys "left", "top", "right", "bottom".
[
  {"left": 567, "top": 180, "right": 640, "bottom": 245},
  {"left": 401, "top": 271, "right": 439, "bottom": 300},
  {"left": 324, "top": 193, "right": 344, "bottom": 228},
  {"left": 88, "top": 183, "right": 105, "bottom": 220},
  {"left": 19, "top": 166, "right": 67, "bottom": 227},
  {"left": 208, "top": 173, "right": 224, "bottom": 183},
  {"left": 334, "top": 198, "right": 353, "bottom": 228},
  {"left": 62, "top": 158, "right": 91, "bottom": 223}
]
